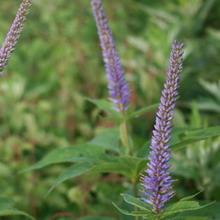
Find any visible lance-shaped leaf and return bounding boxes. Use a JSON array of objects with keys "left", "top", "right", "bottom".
[
  {"left": 121, "top": 194, "right": 152, "bottom": 211},
  {"left": 45, "top": 156, "right": 147, "bottom": 196},
  {"left": 0, "top": 198, "right": 35, "bottom": 219},
  {"left": 113, "top": 202, "right": 153, "bottom": 217},
  {"left": 21, "top": 144, "right": 107, "bottom": 172}
]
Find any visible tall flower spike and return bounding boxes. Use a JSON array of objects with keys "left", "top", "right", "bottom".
[
  {"left": 140, "top": 40, "right": 184, "bottom": 215},
  {"left": 91, "top": 0, "right": 130, "bottom": 112},
  {"left": 0, "top": 0, "right": 31, "bottom": 74}
]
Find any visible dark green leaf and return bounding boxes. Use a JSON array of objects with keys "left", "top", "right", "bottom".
[
  {"left": 21, "top": 144, "right": 106, "bottom": 172},
  {"left": 113, "top": 202, "right": 153, "bottom": 217},
  {"left": 180, "top": 190, "right": 203, "bottom": 201},
  {"left": 121, "top": 194, "right": 152, "bottom": 211},
  {"left": 94, "top": 156, "right": 147, "bottom": 179},
  {"left": 45, "top": 156, "right": 146, "bottom": 196}
]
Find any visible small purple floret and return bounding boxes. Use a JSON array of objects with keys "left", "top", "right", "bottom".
[
  {"left": 140, "top": 40, "right": 184, "bottom": 215},
  {"left": 91, "top": 0, "right": 130, "bottom": 112},
  {"left": 0, "top": 0, "right": 31, "bottom": 75}
]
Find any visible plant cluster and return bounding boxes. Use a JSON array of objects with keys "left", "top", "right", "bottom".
[{"left": 0, "top": 0, "right": 220, "bottom": 219}]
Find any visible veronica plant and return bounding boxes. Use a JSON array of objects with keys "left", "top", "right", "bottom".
[
  {"left": 20, "top": 2, "right": 219, "bottom": 220},
  {"left": 113, "top": 41, "right": 214, "bottom": 219},
  {"left": 0, "top": 0, "right": 31, "bottom": 74}
]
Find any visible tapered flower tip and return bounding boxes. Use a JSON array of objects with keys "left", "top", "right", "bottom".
[
  {"left": 91, "top": 0, "right": 101, "bottom": 6},
  {"left": 172, "top": 40, "right": 184, "bottom": 49}
]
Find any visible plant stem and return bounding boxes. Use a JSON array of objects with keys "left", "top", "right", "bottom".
[{"left": 120, "top": 120, "right": 131, "bottom": 155}]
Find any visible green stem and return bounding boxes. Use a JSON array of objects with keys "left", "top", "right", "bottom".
[{"left": 120, "top": 120, "right": 131, "bottom": 155}]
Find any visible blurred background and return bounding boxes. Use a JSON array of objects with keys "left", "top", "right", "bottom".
[{"left": 0, "top": 0, "right": 220, "bottom": 219}]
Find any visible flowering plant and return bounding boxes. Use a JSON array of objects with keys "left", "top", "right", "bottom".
[
  {"left": 0, "top": 0, "right": 219, "bottom": 219},
  {"left": 23, "top": 0, "right": 217, "bottom": 219}
]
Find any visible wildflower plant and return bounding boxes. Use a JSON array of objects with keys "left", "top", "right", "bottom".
[
  {"left": 17, "top": 0, "right": 219, "bottom": 219},
  {"left": 109, "top": 40, "right": 212, "bottom": 219}
]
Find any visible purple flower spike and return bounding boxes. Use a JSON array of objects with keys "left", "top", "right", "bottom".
[
  {"left": 91, "top": 0, "right": 130, "bottom": 112},
  {"left": 140, "top": 40, "right": 184, "bottom": 215},
  {"left": 0, "top": 0, "right": 31, "bottom": 74}
]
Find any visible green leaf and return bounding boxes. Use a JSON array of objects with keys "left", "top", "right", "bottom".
[
  {"left": 196, "top": 100, "right": 220, "bottom": 113},
  {"left": 140, "top": 126, "right": 220, "bottom": 156},
  {"left": 45, "top": 163, "right": 94, "bottom": 196},
  {"left": 128, "top": 103, "right": 158, "bottom": 118},
  {"left": 113, "top": 202, "right": 153, "bottom": 217},
  {"left": 85, "top": 98, "right": 121, "bottom": 117},
  {"left": 171, "top": 126, "right": 220, "bottom": 151},
  {"left": 45, "top": 156, "right": 146, "bottom": 197},
  {"left": 137, "top": 139, "right": 151, "bottom": 158},
  {"left": 174, "top": 202, "right": 220, "bottom": 219},
  {"left": 137, "top": 127, "right": 197, "bottom": 158},
  {"left": 0, "top": 209, "right": 35, "bottom": 219},
  {"left": 93, "top": 156, "right": 147, "bottom": 179},
  {"left": 27, "top": 154, "right": 146, "bottom": 197},
  {"left": 21, "top": 144, "right": 106, "bottom": 172},
  {"left": 88, "top": 128, "right": 120, "bottom": 153},
  {"left": 187, "top": 126, "right": 220, "bottom": 138},
  {"left": 162, "top": 201, "right": 214, "bottom": 217},
  {"left": 0, "top": 198, "right": 35, "bottom": 219},
  {"left": 162, "top": 201, "right": 217, "bottom": 219},
  {"left": 180, "top": 190, "right": 203, "bottom": 201},
  {"left": 121, "top": 194, "right": 152, "bottom": 211}
]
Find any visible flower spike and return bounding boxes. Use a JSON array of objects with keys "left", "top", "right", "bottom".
[
  {"left": 140, "top": 40, "right": 184, "bottom": 214},
  {"left": 91, "top": 0, "right": 130, "bottom": 112}
]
